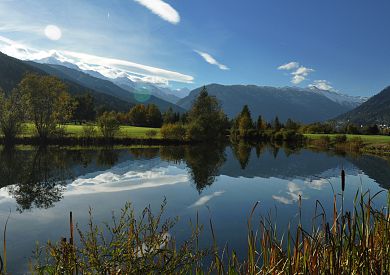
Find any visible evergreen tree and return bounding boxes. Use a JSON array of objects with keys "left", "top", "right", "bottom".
[
  {"left": 273, "top": 116, "right": 282, "bottom": 132},
  {"left": 186, "top": 86, "right": 228, "bottom": 141},
  {"left": 238, "top": 105, "right": 254, "bottom": 137}
]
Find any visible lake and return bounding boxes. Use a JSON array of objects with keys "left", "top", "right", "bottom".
[{"left": 0, "top": 143, "right": 389, "bottom": 273}]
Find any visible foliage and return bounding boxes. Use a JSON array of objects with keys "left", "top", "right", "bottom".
[
  {"left": 73, "top": 93, "right": 96, "bottom": 123},
  {"left": 238, "top": 105, "right": 254, "bottom": 137},
  {"left": 97, "top": 111, "right": 120, "bottom": 140},
  {"left": 19, "top": 74, "right": 70, "bottom": 140},
  {"left": 0, "top": 88, "right": 26, "bottom": 143},
  {"left": 33, "top": 200, "right": 206, "bottom": 274},
  {"left": 145, "top": 129, "right": 158, "bottom": 139},
  {"left": 160, "top": 123, "right": 186, "bottom": 140},
  {"left": 82, "top": 124, "right": 97, "bottom": 139},
  {"left": 31, "top": 183, "right": 390, "bottom": 274},
  {"left": 333, "top": 134, "right": 347, "bottom": 143},
  {"left": 162, "top": 107, "right": 181, "bottom": 124},
  {"left": 128, "top": 104, "right": 163, "bottom": 128},
  {"left": 186, "top": 87, "right": 229, "bottom": 141}
]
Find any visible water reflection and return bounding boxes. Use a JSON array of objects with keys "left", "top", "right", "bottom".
[
  {"left": 0, "top": 143, "right": 389, "bottom": 212},
  {"left": 0, "top": 143, "right": 389, "bottom": 273},
  {"left": 0, "top": 147, "right": 70, "bottom": 212}
]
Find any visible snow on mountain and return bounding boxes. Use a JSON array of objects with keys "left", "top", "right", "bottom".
[
  {"left": 34, "top": 51, "right": 188, "bottom": 104},
  {"left": 308, "top": 86, "right": 367, "bottom": 108}
]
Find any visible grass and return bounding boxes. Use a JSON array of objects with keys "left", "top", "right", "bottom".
[
  {"left": 17, "top": 123, "right": 162, "bottom": 139},
  {"left": 26, "top": 171, "right": 390, "bottom": 274},
  {"left": 305, "top": 133, "right": 390, "bottom": 144}
]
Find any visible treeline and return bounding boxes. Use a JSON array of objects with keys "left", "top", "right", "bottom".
[
  {"left": 230, "top": 105, "right": 303, "bottom": 142},
  {"left": 301, "top": 122, "right": 387, "bottom": 135}
]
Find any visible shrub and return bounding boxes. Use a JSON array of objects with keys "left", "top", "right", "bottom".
[
  {"left": 349, "top": 137, "right": 364, "bottom": 151},
  {"left": 145, "top": 129, "right": 158, "bottom": 139},
  {"left": 333, "top": 134, "right": 347, "bottom": 143},
  {"left": 82, "top": 124, "right": 97, "bottom": 139},
  {"left": 98, "top": 112, "right": 120, "bottom": 140},
  {"left": 161, "top": 123, "right": 186, "bottom": 140}
]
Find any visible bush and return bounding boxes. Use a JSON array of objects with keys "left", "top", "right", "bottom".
[
  {"left": 349, "top": 137, "right": 364, "bottom": 151},
  {"left": 333, "top": 134, "right": 347, "bottom": 143},
  {"left": 82, "top": 124, "right": 97, "bottom": 139},
  {"left": 161, "top": 123, "right": 186, "bottom": 140},
  {"left": 145, "top": 130, "right": 158, "bottom": 139},
  {"left": 98, "top": 112, "right": 120, "bottom": 140}
]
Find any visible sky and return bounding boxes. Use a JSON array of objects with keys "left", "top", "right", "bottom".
[{"left": 0, "top": 0, "right": 390, "bottom": 97}]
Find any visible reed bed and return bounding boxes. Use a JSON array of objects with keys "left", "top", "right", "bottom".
[{"left": 24, "top": 172, "right": 390, "bottom": 274}]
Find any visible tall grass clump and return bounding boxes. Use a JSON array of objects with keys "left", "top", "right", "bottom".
[
  {"left": 30, "top": 174, "right": 390, "bottom": 274},
  {"left": 32, "top": 200, "right": 206, "bottom": 274}
]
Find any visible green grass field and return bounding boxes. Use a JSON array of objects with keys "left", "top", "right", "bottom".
[
  {"left": 18, "top": 123, "right": 162, "bottom": 139},
  {"left": 305, "top": 133, "right": 390, "bottom": 144}
]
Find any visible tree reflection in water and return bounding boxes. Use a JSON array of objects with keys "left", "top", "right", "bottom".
[
  {"left": 160, "top": 143, "right": 226, "bottom": 192},
  {"left": 0, "top": 146, "right": 70, "bottom": 212}
]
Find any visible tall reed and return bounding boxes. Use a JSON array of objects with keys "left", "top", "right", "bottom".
[{"left": 30, "top": 175, "right": 390, "bottom": 274}]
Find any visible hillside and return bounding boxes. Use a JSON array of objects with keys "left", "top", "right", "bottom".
[
  {"left": 178, "top": 84, "right": 357, "bottom": 123},
  {"left": 28, "top": 63, "right": 184, "bottom": 113},
  {"left": 334, "top": 86, "right": 390, "bottom": 124},
  {"left": 0, "top": 51, "right": 131, "bottom": 112}
]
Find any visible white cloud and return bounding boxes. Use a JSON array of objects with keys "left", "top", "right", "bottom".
[
  {"left": 278, "top": 61, "right": 299, "bottom": 70},
  {"left": 272, "top": 182, "right": 307, "bottom": 205},
  {"left": 308, "top": 80, "right": 333, "bottom": 91},
  {"left": 291, "top": 75, "right": 306, "bottom": 85},
  {"left": 134, "top": 0, "right": 180, "bottom": 24},
  {"left": 278, "top": 61, "right": 314, "bottom": 85},
  {"left": 0, "top": 35, "right": 194, "bottom": 84},
  {"left": 188, "top": 191, "right": 225, "bottom": 208},
  {"left": 62, "top": 50, "right": 193, "bottom": 83},
  {"left": 194, "top": 50, "right": 229, "bottom": 70}
]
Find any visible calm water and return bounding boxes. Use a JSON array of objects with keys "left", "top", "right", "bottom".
[{"left": 0, "top": 143, "right": 389, "bottom": 273}]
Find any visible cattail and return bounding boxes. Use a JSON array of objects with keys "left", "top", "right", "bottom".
[{"left": 341, "top": 169, "right": 346, "bottom": 192}]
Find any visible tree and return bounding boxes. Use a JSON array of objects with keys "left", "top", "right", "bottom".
[
  {"left": 54, "top": 92, "right": 77, "bottom": 125},
  {"left": 161, "top": 123, "right": 186, "bottom": 140},
  {"left": 98, "top": 111, "right": 120, "bottom": 140},
  {"left": 285, "top": 118, "right": 300, "bottom": 131},
  {"left": 256, "top": 115, "right": 266, "bottom": 132},
  {"left": 73, "top": 93, "right": 96, "bottom": 123},
  {"left": 345, "top": 123, "right": 359, "bottom": 134},
  {"left": 19, "top": 74, "right": 68, "bottom": 140},
  {"left": 146, "top": 104, "right": 163, "bottom": 128},
  {"left": 163, "top": 107, "right": 180, "bottom": 124},
  {"left": 186, "top": 87, "right": 228, "bottom": 141},
  {"left": 273, "top": 116, "right": 282, "bottom": 132},
  {"left": 0, "top": 88, "right": 26, "bottom": 144},
  {"left": 238, "top": 105, "right": 254, "bottom": 137},
  {"left": 128, "top": 104, "right": 147, "bottom": 126}
]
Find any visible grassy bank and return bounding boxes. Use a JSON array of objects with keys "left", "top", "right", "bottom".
[
  {"left": 305, "top": 133, "right": 390, "bottom": 155},
  {"left": 305, "top": 133, "right": 390, "bottom": 144},
  {"left": 17, "top": 123, "right": 162, "bottom": 139}
]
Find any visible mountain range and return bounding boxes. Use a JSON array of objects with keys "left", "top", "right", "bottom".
[
  {"left": 0, "top": 51, "right": 184, "bottom": 113},
  {"left": 4, "top": 50, "right": 386, "bottom": 124},
  {"left": 177, "top": 84, "right": 366, "bottom": 123}
]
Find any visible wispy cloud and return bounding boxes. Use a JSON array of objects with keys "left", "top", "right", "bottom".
[
  {"left": 308, "top": 80, "right": 333, "bottom": 91},
  {"left": 0, "top": 35, "right": 194, "bottom": 84},
  {"left": 134, "top": 0, "right": 180, "bottom": 24},
  {"left": 278, "top": 61, "right": 299, "bottom": 70},
  {"left": 278, "top": 61, "right": 314, "bottom": 84},
  {"left": 188, "top": 191, "right": 225, "bottom": 208},
  {"left": 195, "top": 50, "right": 229, "bottom": 70}
]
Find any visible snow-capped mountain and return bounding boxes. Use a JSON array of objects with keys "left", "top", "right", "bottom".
[
  {"left": 34, "top": 51, "right": 189, "bottom": 104},
  {"left": 309, "top": 86, "right": 368, "bottom": 109}
]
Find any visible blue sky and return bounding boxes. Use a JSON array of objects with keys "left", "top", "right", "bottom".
[{"left": 0, "top": 0, "right": 389, "bottom": 96}]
